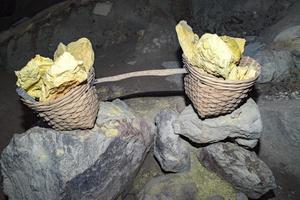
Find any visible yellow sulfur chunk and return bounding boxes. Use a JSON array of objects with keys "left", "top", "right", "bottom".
[
  {"left": 27, "top": 80, "right": 49, "bottom": 102},
  {"left": 244, "top": 67, "right": 257, "bottom": 80},
  {"left": 227, "top": 67, "right": 239, "bottom": 80},
  {"left": 54, "top": 38, "right": 94, "bottom": 72},
  {"left": 53, "top": 43, "right": 67, "bottom": 61},
  {"left": 43, "top": 52, "right": 87, "bottom": 101},
  {"left": 16, "top": 37, "right": 94, "bottom": 101},
  {"left": 16, "top": 55, "right": 53, "bottom": 90},
  {"left": 176, "top": 20, "right": 237, "bottom": 78},
  {"left": 16, "top": 55, "right": 53, "bottom": 100},
  {"left": 237, "top": 67, "right": 249, "bottom": 80},
  {"left": 220, "top": 36, "right": 246, "bottom": 64},
  {"left": 228, "top": 66, "right": 258, "bottom": 81},
  {"left": 175, "top": 20, "right": 258, "bottom": 81}
]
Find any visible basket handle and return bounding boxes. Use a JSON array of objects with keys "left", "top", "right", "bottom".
[{"left": 94, "top": 68, "right": 187, "bottom": 84}]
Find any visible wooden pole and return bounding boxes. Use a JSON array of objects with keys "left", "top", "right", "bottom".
[{"left": 94, "top": 68, "right": 187, "bottom": 84}]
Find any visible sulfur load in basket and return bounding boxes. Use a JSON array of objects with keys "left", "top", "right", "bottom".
[
  {"left": 176, "top": 21, "right": 261, "bottom": 117},
  {"left": 183, "top": 56, "right": 260, "bottom": 117},
  {"left": 16, "top": 38, "right": 100, "bottom": 130}
]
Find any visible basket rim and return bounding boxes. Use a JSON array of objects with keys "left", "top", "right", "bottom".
[
  {"left": 183, "top": 55, "right": 261, "bottom": 84},
  {"left": 18, "top": 67, "right": 95, "bottom": 106}
]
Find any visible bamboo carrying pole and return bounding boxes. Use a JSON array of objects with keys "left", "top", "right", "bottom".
[{"left": 94, "top": 68, "right": 187, "bottom": 84}]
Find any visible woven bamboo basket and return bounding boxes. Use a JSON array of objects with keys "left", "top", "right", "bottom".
[
  {"left": 17, "top": 68, "right": 100, "bottom": 131},
  {"left": 183, "top": 56, "right": 261, "bottom": 117}
]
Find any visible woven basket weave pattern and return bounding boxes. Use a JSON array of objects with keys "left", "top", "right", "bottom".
[
  {"left": 20, "top": 68, "right": 100, "bottom": 131},
  {"left": 183, "top": 56, "right": 261, "bottom": 117}
]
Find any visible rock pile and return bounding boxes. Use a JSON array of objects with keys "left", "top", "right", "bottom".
[
  {"left": 0, "top": 97, "right": 277, "bottom": 200},
  {"left": 152, "top": 98, "right": 276, "bottom": 199},
  {"left": 1, "top": 100, "right": 155, "bottom": 200}
]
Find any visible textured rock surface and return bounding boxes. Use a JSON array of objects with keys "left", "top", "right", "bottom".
[
  {"left": 254, "top": 49, "right": 295, "bottom": 83},
  {"left": 139, "top": 176, "right": 197, "bottom": 200},
  {"left": 138, "top": 153, "right": 236, "bottom": 200},
  {"left": 273, "top": 26, "right": 300, "bottom": 55},
  {"left": 154, "top": 109, "right": 190, "bottom": 172},
  {"left": 258, "top": 99, "right": 300, "bottom": 177},
  {"left": 261, "top": 0, "right": 300, "bottom": 44},
  {"left": 124, "top": 96, "right": 186, "bottom": 122},
  {"left": 174, "top": 98, "right": 262, "bottom": 147},
  {"left": 6, "top": 32, "right": 35, "bottom": 72},
  {"left": 0, "top": 100, "right": 155, "bottom": 200},
  {"left": 198, "top": 142, "right": 276, "bottom": 199},
  {"left": 190, "top": 0, "right": 293, "bottom": 36}
]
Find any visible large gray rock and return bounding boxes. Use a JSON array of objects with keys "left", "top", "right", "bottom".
[
  {"left": 254, "top": 49, "right": 295, "bottom": 83},
  {"left": 258, "top": 99, "right": 300, "bottom": 178},
  {"left": 174, "top": 98, "right": 262, "bottom": 148},
  {"left": 154, "top": 109, "right": 190, "bottom": 172},
  {"left": 257, "top": 99, "right": 300, "bottom": 199},
  {"left": 198, "top": 142, "right": 276, "bottom": 199},
  {"left": 273, "top": 26, "right": 300, "bottom": 55},
  {"left": 0, "top": 100, "right": 155, "bottom": 200}
]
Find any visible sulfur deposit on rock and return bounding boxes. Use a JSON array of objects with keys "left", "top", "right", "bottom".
[
  {"left": 175, "top": 20, "right": 257, "bottom": 80},
  {"left": 15, "top": 37, "right": 95, "bottom": 101}
]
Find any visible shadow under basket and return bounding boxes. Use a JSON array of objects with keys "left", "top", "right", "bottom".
[
  {"left": 183, "top": 56, "right": 261, "bottom": 118},
  {"left": 17, "top": 68, "right": 100, "bottom": 131}
]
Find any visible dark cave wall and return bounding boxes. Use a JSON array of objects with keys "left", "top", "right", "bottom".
[{"left": 0, "top": 0, "right": 65, "bottom": 31}]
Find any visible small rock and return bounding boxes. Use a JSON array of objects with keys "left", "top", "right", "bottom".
[
  {"left": 93, "top": 2, "right": 113, "bottom": 16},
  {"left": 237, "top": 192, "right": 248, "bottom": 200},
  {"left": 207, "top": 195, "right": 225, "bottom": 200},
  {"left": 154, "top": 109, "right": 190, "bottom": 172},
  {"left": 198, "top": 142, "right": 276, "bottom": 199},
  {"left": 235, "top": 138, "right": 258, "bottom": 149},
  {"left": 174, "top": 98, "right": 262, "bottom": 147},
  {"left": 1, "top": 100, "right": 155, "bottom": 200}
]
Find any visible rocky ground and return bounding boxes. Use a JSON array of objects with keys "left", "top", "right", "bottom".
[{"left": 0, "top": 0, "right": 300, "bottom": 199}]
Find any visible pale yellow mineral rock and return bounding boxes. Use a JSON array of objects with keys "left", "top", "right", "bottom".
[
  {"left": 43, "top": 52, "right": 87, "bottom": 100},
  {"left": 16, "top": 38, "right": 95, "bottom": 101},
  {"left": 220, "top": 35, "right": 246, "bottom": 63},
  {"left": 16, "top": 55, "right": 53, "bottom": 100},
  {"left": 176, "top": 20, "right": 257, "bottom": 80},
  {"left": 54, "top": 37, "right": 94, "bottom": 72},
  {"left": 176, "top": 20, "right": 235, "bottom": 78}
]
